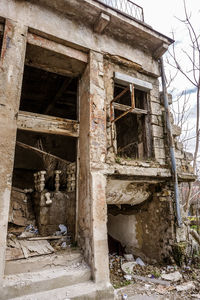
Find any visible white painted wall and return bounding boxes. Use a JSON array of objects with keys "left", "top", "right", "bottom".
[{"left": 107, "top": 213, "right": 139, "bottom": 249}]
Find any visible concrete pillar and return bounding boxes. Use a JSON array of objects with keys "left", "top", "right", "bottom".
[
  {"left": 0, "top": 19, "right": 27, "bottom": 278},
  {"left": 79, "top": 50, "right": 109, "bottom": 283}
]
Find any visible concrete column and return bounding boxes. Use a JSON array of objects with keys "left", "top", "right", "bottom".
[
  {"left": 0, "top": 19, "right": 27, "bottom": 278},
  {"left": 79, "top": 50, "right": 109, "bottom": 283}
]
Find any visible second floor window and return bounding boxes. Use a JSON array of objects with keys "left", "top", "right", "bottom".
[{"left": 110, "top": 72, "right": 152, "bottom": 160}]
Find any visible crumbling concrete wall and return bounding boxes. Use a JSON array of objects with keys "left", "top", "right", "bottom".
[
  {"left": 0, "top": 0, "right": 195, "bottom": 289},
  {"left": 78, "top": 50, "right": 109, "bottom": 283},
  {"left": 0, "top": 20, "right": 27, "bottom": 279},
  {"left": 104, "top": 57, "right": 166, "bottom": 166},
  {"left": 108, "top": 183, "right": 175, "bottom": 263}
]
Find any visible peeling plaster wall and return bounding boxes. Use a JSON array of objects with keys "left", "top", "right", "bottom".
[
  {"left": 0, "top": 0, "right": 160, "bottom": 76},
  {"left": 104, "top": 57, "right": 167, "bottom": 166},
  {"left": 106, "top": 180, "right": 151, "bottom": 205},
  {"left": 78, "top": 51, "right": 109, "bottom": 283},
  {"left": 108, "top": 213, "right": 138, "bottom": 249},
  {"left": 108, "top": 184, "right": 176, "bottom": 263},
  {"left": 0, "top": 0, "right": 195, "bottom": 285},
  {"left": 0, "top": 20, "right": 27, "bottom": 279}
]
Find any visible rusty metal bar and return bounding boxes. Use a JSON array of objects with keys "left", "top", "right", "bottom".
[
  {"left": 110, "top": 85, "right": 130, "bottom": 122},
  {"left": 131, "top": 82, "right": 135, "bottom": 108},
  {"left": 94, "top": 0, "right": 144, "bottom": 22},
  {"left": 112, "top": 106, "right": 134, "bottom": 123},
  {"left": 111, "top": 86, "right": 130, "bottom": 104},
  {"left": 110, "top": 84, "right": 135, "bottom": 123}
]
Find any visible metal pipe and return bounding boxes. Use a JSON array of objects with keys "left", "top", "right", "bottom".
[{"left": 160, "top": 57, "right": 182, "bottom": 227}]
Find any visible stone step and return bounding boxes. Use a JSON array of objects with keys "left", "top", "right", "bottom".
[
  {"left": 0, "top": 262, "right": 91, "bottom": 300},
  {"left": 5, "top": 249, "right": 82, "bottom": 275},
  {"left": 9, "top": 281, "right": 114, "bottom": 300}
]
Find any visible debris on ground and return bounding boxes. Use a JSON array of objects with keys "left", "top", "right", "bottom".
[
  {"left": 6, "top": 223, "right": 72, "bottom": 261},
  {"left": 109, "top": 253, "right": 200, "bottom": 299},
  {"left": 176, "top": 281, "right": 195, "bottom": 292},
  {"left": 121, "top": 262, "right": 136, "bottom": 275},
  {"left": 135, "top": 257, "right": 145, "bottom": 266},
  {"left": 124, "top": 254, "right": 134, "bottom": 261},
  {"left": 161, "top": 271, "right": 182, "bottom": 282}
]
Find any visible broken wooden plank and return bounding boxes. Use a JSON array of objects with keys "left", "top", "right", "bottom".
[
  {"left": 16, "top": 141, "right": 70, "bottom": 165},
  {"left": 113, "top": 102, "right": 147, "bottom": 114},
  {"left": 26, "top": 236, "right": 62, "bottom": 241},
  {"left": 17, "top": 111, "right": 79, "bottom": 137},
  {"left": 6, "top": 247, "right": 24, "bottom": 261},
  {"left": 27, "top": 33, "right": 88, "bottom": 63},
  {"left": 19, "top": 240, "right": 54, "bottom": 258},
  {"left": 6, "top": 238, "right": 54, "bottom": 260},
  {"left": 94, "top": 12, "right": 110, "bottom": 34}
]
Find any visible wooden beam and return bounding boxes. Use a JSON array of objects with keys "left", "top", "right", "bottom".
[
  {"left": 44, "top": 78, "right": 72, "bottom": 114},
  {"left": 27, "top": 32, "right": 88, "bottom": 63},
  {"left": 17, "top": 111, "right": 79, "bottom": 137},
  {"left": 16, "top": 141, "right": 70, "bottom": 164},
  {"left": 94, "top": 12, "right": 110, "bottom": 34},
  {"left": 0, "top": 23, "right": 3, "bottom": 33},
  {"left": 113, "top": 102, "right": 147, "bottom": 114},
  {"left": 25, "top": 59, "right": 78, "bottom": 78}
]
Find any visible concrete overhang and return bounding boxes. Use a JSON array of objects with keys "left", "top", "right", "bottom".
[
  {"left": 178, "top": 172, "right": 196, "bottom": 182},
  {"left": 37, "top": 0, "right": 174, "bottom": 58}
]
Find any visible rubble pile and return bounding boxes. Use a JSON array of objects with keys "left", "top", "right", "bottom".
[
  {"left": 109, "top": 254, "right": 200, "bottom": 299},
  {"left": 7, "top": 223, "right": 73, "bottom": 261}
]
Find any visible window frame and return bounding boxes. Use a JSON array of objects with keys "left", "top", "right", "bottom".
[{"left": 110, "top": 72, "right": 153, "bottom": 159}]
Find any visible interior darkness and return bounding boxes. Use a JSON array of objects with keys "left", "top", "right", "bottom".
[
  {"left": 114, "top": 84, "right": 145, "bottom": 109},
  {"left": 0, "top": 24, "right": 4, "bottom": 57},
  {"left": 12, "top": 130, "right": 76, "bottom": 190},
  {"left": 20, "top": 65, "right": 78, "bottom": 120},
  {"left": 114, "top": 84, "right": 146, "bottom": 159}
]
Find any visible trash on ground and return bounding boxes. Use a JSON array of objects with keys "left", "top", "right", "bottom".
[{"left": 161, "top": 271, "right": 182, "bottom": 282}]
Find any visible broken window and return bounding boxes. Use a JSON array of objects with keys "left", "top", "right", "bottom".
[
  {"left": 20, "top": 65, "right": 78, "bottom": 120},
  {"left": 111, "top": 78, "right": 152, "bottom": 159}
]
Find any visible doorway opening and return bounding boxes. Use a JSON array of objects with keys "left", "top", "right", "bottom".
[{"left": 6, "top": 38, "right": 83, "bottom": 271}]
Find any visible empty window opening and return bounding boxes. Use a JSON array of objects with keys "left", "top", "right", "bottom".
[
  {"left": 20, "top": 65, "right": 78, "bottom": 120},
  {"left": 113, "top": 83, "right": 150, "bottom": 159},
  {"left": 7, "top": 130, "right": 77, "bottom": 265},
  {"left": 114, "top": 84, "right": 145, "bottom": 109}
]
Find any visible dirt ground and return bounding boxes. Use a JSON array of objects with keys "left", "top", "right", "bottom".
[{"left": 109, "top": 254, "right": 200, "bottom": 299}]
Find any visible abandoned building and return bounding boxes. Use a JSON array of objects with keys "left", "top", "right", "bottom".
[{"left": 0, "top": 0, "right": 196, "bottom": 299}]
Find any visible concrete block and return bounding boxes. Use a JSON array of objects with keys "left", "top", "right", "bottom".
[
  {"left": 172, "top": 124, "right": 181, "bottom": 136},
  {"left": 154, "top": 147, "right": 166, "bottom": 159},
  {"left": 151, "top": 115, "right": 163, "bottom": 126},
  {"left": 175, "top": 150, "right": 184, "bottom": 159},
  {"left": 152, "top": 125, "right": 164, "bottom": 138},
  {"left": 156, "top": 158, "right": 166, "bottom": 165},
  {"left": 151, "top": 102, "right": 163, "bottom": 115},
  {"left": 160, "top": 92, "right": 172, "bottom": 105},
  {"left": 153, "top": 137, "right": 165, "bottom": 148},
  {"left": 185, "top": 151, "right": 193, "bottom": 161},
  {"left": 176, "top": 141, "right": 183, "bottom": 151}
]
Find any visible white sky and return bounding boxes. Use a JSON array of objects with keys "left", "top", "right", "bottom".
[
  {"left": 133, "top": 0, "right": 198, "bottom": 37},
  {"left": 133, "top": 0, "right": 200, "bottom": 154}
]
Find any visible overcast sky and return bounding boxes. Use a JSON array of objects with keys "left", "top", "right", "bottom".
[{"left": 133, "top": 0, "right": 200, "bottom": 154}]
